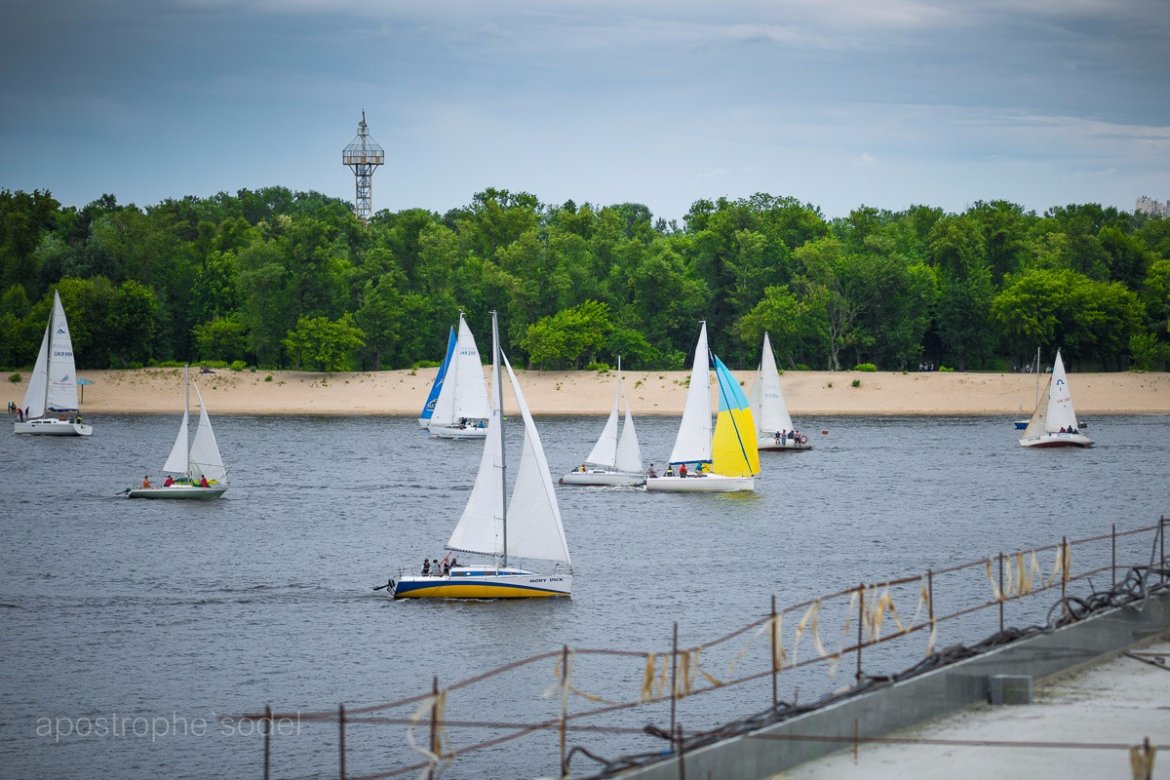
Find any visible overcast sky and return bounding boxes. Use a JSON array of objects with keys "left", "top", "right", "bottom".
[{"left": 2, "top": 0, "right": 1167, "bottom": 221}]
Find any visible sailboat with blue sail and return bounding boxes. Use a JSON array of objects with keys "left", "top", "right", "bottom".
[
  {"left": 645, "top": 322, "right": 760, "bottom": 493},
  {"left": 427, "top": 313, "right": 490, "bottom": 439},
  {"left": 418, "top": 325, "right": 456, "bottom": 429}
]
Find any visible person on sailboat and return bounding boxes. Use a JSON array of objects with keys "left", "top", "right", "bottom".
[
  {"left": 164, "top": 475, "right": 174, "bottom": 487},
  {"left": 142, "top": 475, "right": 152, "bottom": 489},
  {"left": 200, "top": 475, "right": 210, "bottom": 488},
  {"left": 679, "top": 463, "right": 688, "bottom": 478},
  {"left": 421, "top": 559, "right": 431, "bottom": 576},
  {"left": 647, "top": 464, "right": 657, "bottom": 478}
]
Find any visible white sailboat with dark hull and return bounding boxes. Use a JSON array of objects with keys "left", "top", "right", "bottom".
[
  {"left": 560, "top": 358, "right": 644, "bottom": 487},
  {"left": 427, "top": 313, "right": 490, "bottom": 439},
  {"left": 1018, "top": 349, "right": 1093, "bottom": 448},
  {"left": 389, "top": 312, "right": 573, "bottom": 599},
  {"left": 128, "top": 366, "right": 229, "bottom": 499},
  {"left": 645, "top": 323, "right": 760, "bottom": 493},
  {"left": 749, "top": 332, "right": 811, "bottom": 451},
  {"left": 14, "top": 291, "right": 92, "bottom": 436}
]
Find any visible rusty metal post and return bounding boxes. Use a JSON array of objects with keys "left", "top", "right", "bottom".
[
  {"left": 670, "top": 623, "right": 679, "bottom": 752},
  {"left": 1112, "top": 523, "right": 1117, "bottom": 589},
  {"left": 1061, "top": 536, "right": 1068, "bottom": 602},
  {"left": 770, "top": 595, "right": 778, "bottom": 709},
  {"left": 998, "top": 552, "right": 1005, "bottom": 633},
  {"left": 338, "top": 704, "right": 346, "bottom": 780},
  {"left": 560, "top": 645, "right": 569, "bottom": 779},
  {"left": 855, "top": 584, "right": 864, "bottom": 681},
  {"left": 676, "top": 723, "right": 686, "bottom": 780},
  {"left": 852, "top": 717, "right": 859, "bottom": 763},
  {"left": 927, "top": 569, "right": 934, "bottom": 623},
  {"left": 1155, "top": 519, "right": 1165, "bottom": 584},
  {"left": 263, "top": 704, "right": 271, "bottom": 780}
]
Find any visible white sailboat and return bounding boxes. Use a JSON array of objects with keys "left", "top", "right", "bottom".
[
  {"left": 14, "top": 291, "right": 92, "bottom": 436},
  {"left": 427, "top": 313, "right": 491, "bottom": 439},
  {"left": 645, "top": 323, "right": 760, "bottom": 493},
  {"left": 390, "top": 312, "right": 573, "bottom": 599},
  {"left": 749, "top": 332, "right": 812, "bottom": 451},
  {"left": 560, "top": 358, "right": 644, "bottom": 487},
  {"left": 1019, "top": 349, "right": 1093, "bottom": 448},
  {"left": 128, "top": 366, "right": 229, "bottom": 498},
  {"left": 418, "top": 325, "right": 456, "bottom": 429}
]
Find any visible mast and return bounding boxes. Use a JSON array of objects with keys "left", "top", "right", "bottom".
[
  {"left": 184, "top": 366, "right": 192, "bottom": 475},
  {"left": 40, "top": 305, "right": 54, "bottom": 416},
  {"left": 492, "top": 312, "right": 508, "bottom": 569}
]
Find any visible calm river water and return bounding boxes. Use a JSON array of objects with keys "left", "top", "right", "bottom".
[{"left": 2, "top": 412, "right": 1167, "bottom": 779}]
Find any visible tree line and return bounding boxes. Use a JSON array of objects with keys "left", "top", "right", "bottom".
[{"left": 1, "top": 186, "right": 1167, "bottom": 373}]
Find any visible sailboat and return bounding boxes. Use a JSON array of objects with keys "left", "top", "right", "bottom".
[
  {"left": 128, "top": 366, "right": 229, "bottom": 498},
  {"left": 390, "top": 312, "right": 573, "bottom": 599},
  {"left": 418, "top": 325, "right": 456, "bottom": 429},
  {"left": 560, "top": 358, "right": 645, "bottom": 486},
  {"left": 1013, "top": 347, "right": 1042, "bottom": 429},
  {"left": 749, "top": 332, "right": 812, "bottom": 451},
  {"left": 645, "top": 322, "right": 760, "bottom": 493},
  {"left": 427, "top": 313, "right": 491, "bottom": 439},
  {"left": 1018, "top": 349, "right": 1093, "bottom": 448},
  {"left": 14, "top": 291, "right": 92, "bottom": 436}
]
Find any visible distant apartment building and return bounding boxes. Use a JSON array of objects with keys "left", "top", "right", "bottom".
[{"left": 1135, "top": 196, "right": 1169, "bottom": 216}]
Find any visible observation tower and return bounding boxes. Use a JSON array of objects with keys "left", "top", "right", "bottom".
[{"left": 342, "top": 111, "right": 384, "bottom": 223}]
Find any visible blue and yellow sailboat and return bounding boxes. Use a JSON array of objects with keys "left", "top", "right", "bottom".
[{"left": 646, "top": 322, "right": 760, "bottom": 493}]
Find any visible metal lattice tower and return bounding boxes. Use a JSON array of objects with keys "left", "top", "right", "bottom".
[{"left": 342, "top": 111, "right": 384, "bottom": 223}]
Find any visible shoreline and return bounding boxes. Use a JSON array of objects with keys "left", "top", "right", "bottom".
[{"left": 8, "top": 367, "right": 1170, "bottom": 417}]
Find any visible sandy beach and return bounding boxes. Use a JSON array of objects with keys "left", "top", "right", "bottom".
[{"left": 8, "top": 366, "right": 1169, "bottom": 417}]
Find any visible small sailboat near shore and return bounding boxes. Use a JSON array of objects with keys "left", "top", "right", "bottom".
[
  {"left": 388, "top": 312, "right": 573, "bottom": 599},
  {"left": 749, "top": 332, "right": 811, "bottom": 451},
  {"left": 14, "top": 291, "right": 92, "bottom": 436},
  {"left": 128, "top": 366, "right": 229, "bottom": 499},
  {"left": 427, "top": 313, "right": 490, "bottom": 439},
  {"left": 645, "top": 322, "right": 760, "bottom": 493},
  {"left": 1018, "top": 349, "right": 1093, "bottom": 448},
  {"left": 560, "top": 358, "right": 644, "bottom": 487}
]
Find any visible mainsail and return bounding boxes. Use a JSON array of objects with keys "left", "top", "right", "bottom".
[
  {"left": 667, "top": 322, "right": 713, "bottom": 466},
  {"left": 748, "top": 332, "right": 794, "bottom": 435},
  {"left": 23, "top": 291, "right": 81, "bottom": 417},
  {"left": 429, "top": 314, "right": 490, "bottom": 427}
]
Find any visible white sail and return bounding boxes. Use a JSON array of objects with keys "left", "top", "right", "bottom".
[
  {"left": 190, "top": 382, "right": 227, "bottom": 483},
  {"left": 446, "top": 321, "right": 570, "bottom": 567},
  {"left": 667, "top": 322, "right": 713, "bottom": 465},
  {"left": 500, "top": 352, "right": 571, "bottom": 566},
  {"left": 584, "top": 390, "right": 621, "bottom": 467},
  {"left": 23, "top": 291, "right": 80, "bottom": 416},
  {"left": 429, "top": 313, "right": 490, "bottom": 427},
  {"left": 750, "top": 332, "right": 794, "bottom": 434},
  {"left": 22, "top": 317, "right": 51, "bottom": 418},
  {"left": 163, "top": 410, "right": 191, "bottom": 473},
  {"left": 1021, "top": 381, "right": 1049, "bottom": 440},
  {"left": 614, "top": 404, "right": 643, "bottom": 473},
  {"left": 1044, "top": 350, "right": 1079, "bottom": 433}
]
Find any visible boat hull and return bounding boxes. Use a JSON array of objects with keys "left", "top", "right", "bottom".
[
  {"left": 127, "top": 484, "right": 228, "bottom": 499},
  {"left": 559, "top": 470, "right": 645, "bottom": 487},
  {"left": 1019, "top": 433, "right": 1094, "bottom": 448},
  {"left": 429, "top": 423, "right": 487, "bottom": 439},
  {"left": 645, "top": 474, "right": 755, "bottom": 493},
  {"left": 757, "top": 436, "right": 812, "bottom": 451},
  {"left": 14, "top": 418, "right": 93, "bottom": 436},
  {"left": 392, "top": 569, "right": 571, "bottom": 599}
]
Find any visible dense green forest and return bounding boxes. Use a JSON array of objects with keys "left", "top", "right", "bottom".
[{"left": 1, "top": 187, "right": 1167, "bottom": 373}]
